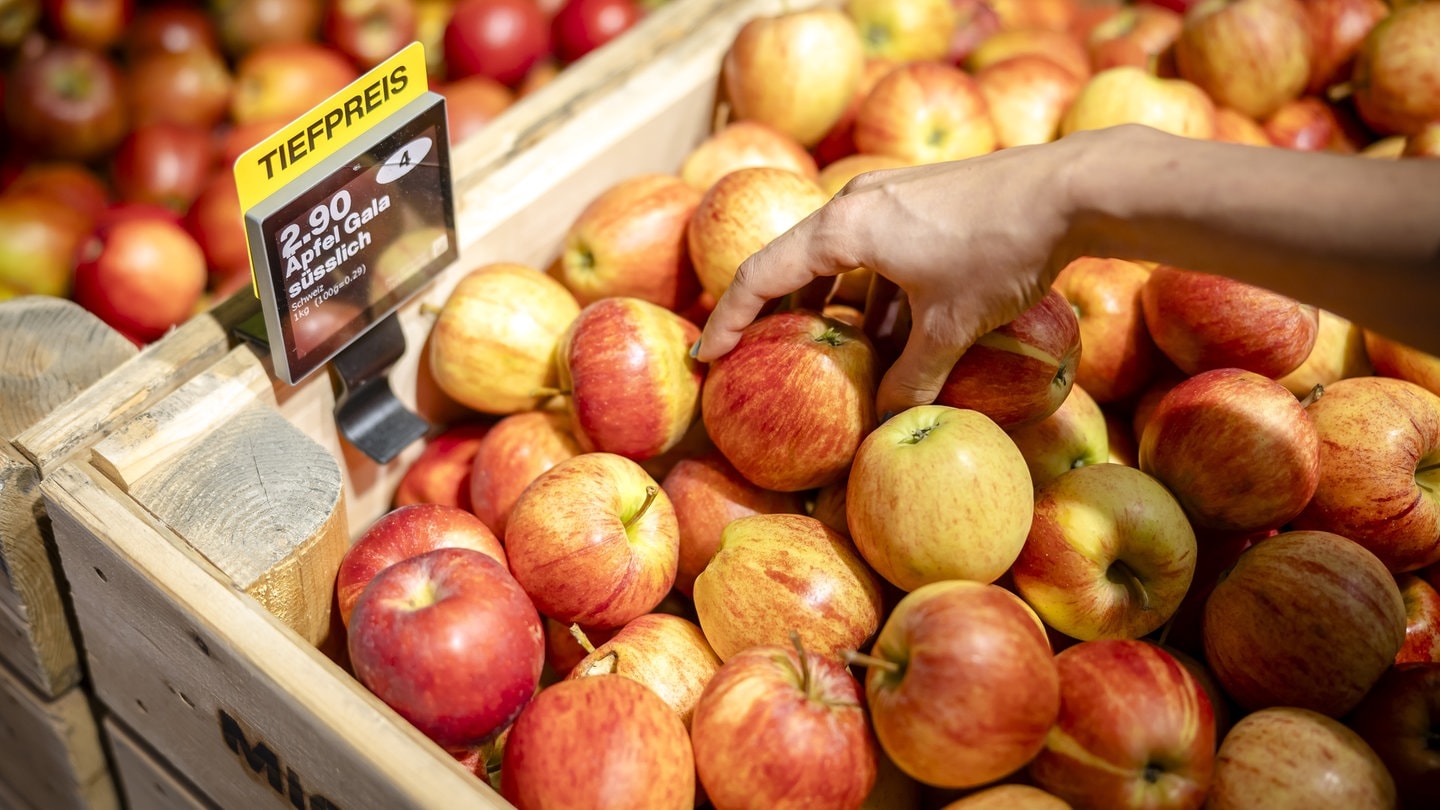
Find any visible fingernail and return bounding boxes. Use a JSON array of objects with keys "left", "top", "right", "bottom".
[{"left": 688, "top": 338, "right": 702, "bottom": 359}]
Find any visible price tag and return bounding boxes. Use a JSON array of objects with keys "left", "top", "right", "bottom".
[{"left": 237, "top": 42, "right": 458, "bottom": 386}]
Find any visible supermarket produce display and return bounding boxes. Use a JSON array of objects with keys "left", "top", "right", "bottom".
[{"left": 5, "top": 0, "right": 1440, "bottom": 809}]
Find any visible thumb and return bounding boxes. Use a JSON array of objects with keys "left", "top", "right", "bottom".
[{"left": 875, "top": 327, "right": 969, "bottom": 419}]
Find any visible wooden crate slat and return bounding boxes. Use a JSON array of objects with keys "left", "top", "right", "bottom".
[
  {"left": 0, "top": 659, "right": 118, "bottom": 810},
  {"left": 102, "top": 714, "right": 217, "bottom": 810}
]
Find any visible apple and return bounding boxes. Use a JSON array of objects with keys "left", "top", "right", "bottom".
[
  {"left": 1302, "top": 0, "right": 1388, "bottom": 96},
  {"left": 505, "top": 451, "right": 678, "bottom": 630},
  {"left": 1207, "top": 707, "right": 1395, "bottom": 809},
  {"left": 427, "top": 262, "right": 581, "bottom": 415},
  {"left": 692, "top": 513, "right": 884, "bottom": 662},
  {"left": 1212, "top": 106, "right": 1272, "bottom": 145},
  {"left": 1139, "top": 368, "right": 1319, "bottom": 533},
  {"left": 1405, "top": 124, "right": 1440, "bottom": 158},
  {"left": 1027, "top": 640, "right": 1215, "bottom": 810},
  {"left": 1291, "top": 376, "right": 1440, "bottom": 573},
  {"left": 437, "top": 74, "right": 515, "bottom": 144},
  {"left": 1396, "top": 575, "right": 1440, "bottom": 665},
  {"left": 847, "top": 404, "right": 1033, "bottom": 590},
  {"left": 851, "top": 580, "right": 1060, "bottom": 789},
  {"left": 812, "top": 56, "right": 902, "bottom": 167},
  {"left": 852, "top": 59, "right": 997, "bottom": 165},
  {"left": 701, "top": 309, "right": 877, "bottom": 493},
  {"left": 1351, "top": 3, "right": 1440, "bottom": 136},
  {"left": 945, "top": 0, "right": 1003, "bottom": 64},
  {"left": 468, "top": 409, "right": 581, "bottom": 539},
  {"left": 108, "top": 122, "right": 215, "bottom": 214},
  {"left": 335, "top": 502, "right": 506, "bottom": 626},
  {"left": 517, "top": 57, "right": 560, "bottom": 98},
  {"left": 1060, "top": 66, "right": 1216, "bottom": 139},
  {"left": 1360, "top": 134, "right": 1408, "bottom": 159},
  {"left": 348, "top": 547, "right": 545, "bottom": 748},
  {"left": 1006, "top": 383, "right": 1109, "bottom": 488},
  {"left": 846, "top": 0, "right": 958, "bottom": 62},
  {"left": 558, "top": 173, "right": 703, "bottom": 310},
  {"left": 686, "top": 166, "right": 828, "bottom": 303},
  {"left": 324, "top": 0, "right": 419, "bottom": 69},
  {"left": 1174, "top": 0, "right": 1312, "bottom": 120},
  {"left": 935, "top": 288, "right": 1081, "bottom": 431},
  {"left": 1013, "top": 463, "right": 1197, "bottom": 640},
  {"left": 974, "top": 53, "right": 1084, "bottom": 149},
  {"left": 679, "top": 120, "right": 819, "bottom": 192},
  {"left": 965, "top": 28, "right": 1091, "bottom": 81},
  {"left": 1159, "top": 526, "right": 1265, "bottom": 660},
  {"left": 816, "top": 152, "right": 909, "bottom": 198},
  {"left": 722, "top": 7, "right": 866, "bottom": 148},
  {"left": 555, "top": 296, "right": 703, "bottom": 461},
  {"left": 940, "top": 785, "right": 1072, "bottom": 809},
  {"left": 1262, "top": 95, "right": 1345, "bottom": 151},
  {"left": 660, "top": 452, "right": 805, "bottom": 597},
  {"left": 1203, "top": 530, "right": 1407, "bottom": 716},
  {"left": 72, "top": 216, "right": 207, "bottom": 343},
  {"left": 567, "top": 612, "right": 721, "bottom": 728},
  {"left": 690, "top": 639, "right": 878, "bottom": 809},
  {"left": 0, "top": 190, "right": 90, "bottom": 300},
  {"left": 391, "top": 421, "right": 492, "bottom": 511},
  {"left": 543, "top": 617, "right": 617, "bottom": 678},
  {"left": 1140, "top": 264, "right": 1319, "bottom": 378},
  {"left": 123, "top": 1, "right": 219, "bottom": 58},
  {"left": 1275, "top": 308, "right": 1372, "bottom": 396},
  {"left": 212, "top": 0, "right": 325, "bottom": 57},
  {"left": 551, "top": 0, "right": 643, "bottom": 64},
  {"left": 1086, "top": 4, "right": 1183, "bottom": 74},
  {"left": 1130, "top": 367, "right": 1187, "bottom": 446},
  {"left": 1364, "top": 330, "right": 1440, "bottom": 397},
  {"left": 229, "top": 41, "right": 358, "bottom": 126},
  {"left": 4, "top": 40, "right": 128, "bottom": 161},
  {"left": 1053, "top": 256, "right": 1163, "bottom": 403},
  {"left": 500, "top": 674, "right": 695, "bottom": 808},
  {"left": 1347, "top": 662, "right": 1440, "bottom": 809},
  {"left": 5, "top": 161, "right": 109, "bottom": 226},
  {"left": 186, "top": 170, "right": 251, "bottom": 286},
  {"left": 443, "top": 0, "right": 551, "bottom": 86},
  {"left": 42, "top": 0, "right": 132, "bottom": 49},
  {"left": 124, "top": 46, "right": 234, "bottom": 130}
]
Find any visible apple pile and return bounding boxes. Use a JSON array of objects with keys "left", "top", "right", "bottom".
[{"left": 0, "top": 0, "right": 656, "bottom": 342}]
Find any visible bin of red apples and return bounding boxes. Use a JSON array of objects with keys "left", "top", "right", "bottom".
[
  {"left": 0, "top": 0, "right": 656, "bottom": 342},
  {"left": 327, "top": 0, "right": 1440, "bottom": 807}
]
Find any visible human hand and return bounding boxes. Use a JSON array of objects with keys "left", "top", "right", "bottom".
[{"left": 696, "top": 137, "right": 1086, "bottom": 417}]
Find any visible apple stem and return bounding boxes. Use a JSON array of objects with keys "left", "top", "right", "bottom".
[
  {"left": 419, "top": 302, "right": 443, "bottom": 317},
  {"left": 842, "top": 649, "right": 901, "bottom": 675},
  {"left": 1113, "top": 561, "right": 1152, "bottom": 612},
  {"left": 529, "top": 386, "right": 570, "bottom": 399},
  {"left": 1299, "top": 383, "right": 1325, "bottom": 409},
  {"left": 568, "top": 623, "right": 596, "bottom": 655},
  {"left": 1327, "top": 81, "right": 1354, "bottom": 103},
  {"left": 789, "top": 631, "right": 813, "bottom": 697},
  {"left": 623, "top": 486, "right": 659, "bottom": 531}
]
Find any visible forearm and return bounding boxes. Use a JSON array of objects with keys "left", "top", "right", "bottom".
[{"left": 1060, "top": 125, "right": 1440, "bottom": 354}]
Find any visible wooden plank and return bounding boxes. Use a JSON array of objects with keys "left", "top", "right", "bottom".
[
  {"left": 41, "top": 462, "right": 502, "bottom": 809},
  {"left": 0, "top": 659, "right": 119, "bottom": 810},
  {"left": 102, "top": 715, "right": 217, "bottom": 810}
]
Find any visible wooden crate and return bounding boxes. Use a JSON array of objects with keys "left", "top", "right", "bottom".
[
  {"left": 102, "top": 715, "right": 214, "bottom": 810},
  {"left": 38, "top": 0, "right": 825, "bottom": 806},
  {"left": 0, "top": 658, "right": 117, "bottom": 810}
]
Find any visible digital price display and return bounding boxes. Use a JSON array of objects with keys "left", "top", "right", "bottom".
[{"left": 237, "top": 42, "right": 457, "bottom": 387}]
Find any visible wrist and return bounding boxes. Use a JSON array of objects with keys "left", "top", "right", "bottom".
[{"left": 1055, "top": 124, "right": 1169, "bottom": 266}]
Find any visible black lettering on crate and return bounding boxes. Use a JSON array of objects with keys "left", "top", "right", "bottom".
[{"left": 219, "top": 709, "right": 342, "bottom": 809}]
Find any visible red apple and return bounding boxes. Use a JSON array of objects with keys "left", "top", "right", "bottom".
[
  {"left": 500, "top": 674, "right": 696, "bottom": 808},
  {"left": 123, "top": 1, "right": 220, "bottom": 58},
  {"left": 974, "top": 53, "right": 1084, "bottom": 148},
  {"left": 1203, "top": 530, "right": 1407, "bottom": 717},
  {"left": 124, "top": 42, "right": 235, "bottom": 130},
  {"left": 438, "top": 74, "right": 515, "bottom": 144},
  {"left": 444, "top": 0, "right": 552, "bottom": 86},
  {"left": 1364, "top": 330, "right": 1440, "bottom": 397},
  {"left": 4, "top": 40, "right": 128, "bottom": 161},
  {"left": 558, "top": 173, "right": 703, "bottom": 310},
  {"left": 847, "top": 404, "right": 1034, "bottom": 590},
  {"left": 679, "top": 119, "right": 819, "bottom": 192},
  {"left": 72, "top": 216, "right": 207, "bottom": 343},
  {"left": 551, "top": 0, "right": 642, "bottom": 64},
  {"left": 567, "top": 612, "right": 721, "bottom": 728},
  {"left": 43, "top": 0, "right": 132, "bottom": 49},
  {"left": 692, "top": 511, "right": 885, "bottom": 663},
  {"left": 335, "top": 502, "right": 507, "bottom": 626},
  {"left": 1052, "top": 256, "right": 1163, "bottom": 403},
  {"left": 1346, "top": 662, "right": 1440, "bottom": 809},
  {"left": 1207, "top": 706, "right": 1395, "bottom": 809},
  {"left": 212, "top": 0, "right": 325, "bottom": 57},
  {"left": 816, "top": 152, "right": 909, "bottom": 198},
  {"left": 1140, "top": 264, "right": 1319, "bottom": 378},
  {"left": 965, "top": 27, "right": 1091, "bottom": 81},
  {"left": 0, "top": 191, "right": 89, "bottom": 300},
  {"left": 109, "top": 122, "right": 215, "bottom": 214},
  {"left": 1275, "top": 308, "right": 1372, "bottom": 397},
  {"left": 852, "top": 580, "right": 1060, "bottom": 789},
  {"left": 701, "top": 309, "right": 877, "bottom": 492},
  {"left": 723, "top": 7, "right": 866, "bottom": 148},
  {"left": 686, "top": 165, "right": 828, "bottom": 303},
  {"left": 1396, "top": 574, "right": 1440, "bottom": 665},
  {"left": 1086, "top": 4, "right": 1183, "bottom": 74},
  {"left": 229, "top": 41, "right": 358, "bottom": 126},
  {"left": 847, "top": 0, "right": 958, "bottom": 63},
  {"left": 1302, "top": 0, "right": 1388, "bottom": 96},
  {"left": 1006, "top": 383, "right": 1109, "bottom": 488},
  {"left": 990, "top": 0, "right": 1078, "bottom": 31},
  {"left": 324, "top": 0, "right": 419, "bottom": 69},
  {"left": 1028, "top": 640, "right": 1215, "bottom": 810},
  {"left": 4, "top": 160, "right": 110, "bottom": 227},
  {"left": 852, "top": 59, "right": 997, "bottom": 165},
  {"left": 1291, "top": 376, "right": 1440, "bottom": 573},
  {"left": 1139, "top": 368, "right": 1319, "bottom": 532},
  {"left": 1174, "top": 0, "right": 1313, "bottom": 120},
  {"left": 1262, "top": 95, "right": 1345, "bottom": 151},
  {"left": 690, "top": 640, "right": 878, "bottom": 809},
  {"left": 935, "top": 288, "right": 1081, "bottom": 431},
  {"left": 391, "top": 421, "right": 492, "bottom": 510},
  {"left": 186, "top": 170, "right": 251, "bottom": 285},
  {"left": 1351, "top": 3, "right": 1440, "bottom": 137},
  {"left": 427, "top": 262, "right": 581, "bottom": 414},
  {"left": 660, "top": 452, "right": 805, "bottom": 597},
  {"left": 1212, "top": 105, "right": 1272, "bottom": 145},
  {"left": 945, "top": 0, "right": 1004, "bottom": 64},
  {"left": 347, "top": 547, "right": 545, "bottom": 748},
  {"left": 812, "top": 56, "right": 903, "bottom": 166},
  {"left": 1160, "top": 526, "right": 1265, "bottom": 661},
  {"left": 468, "top": 409, "right": 582, "bottom": 539},
  {"left": 555, "top": 296, "right": 703, "bottom": 461},
  {"left": 1404, "top": 124, "right": 1440, "bottom": 158},
  {"left": 940, "top": 785, "right": 1072, "bottom": 809},
  {"left": 543, "top": 617, "right": 616, "bottom": 678},
  {"left": 504, "top": 451, "right": 678, "bottom": 630},
  {"left": 1060, "top": 66, "right": 1216, "bottom": 139}
]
